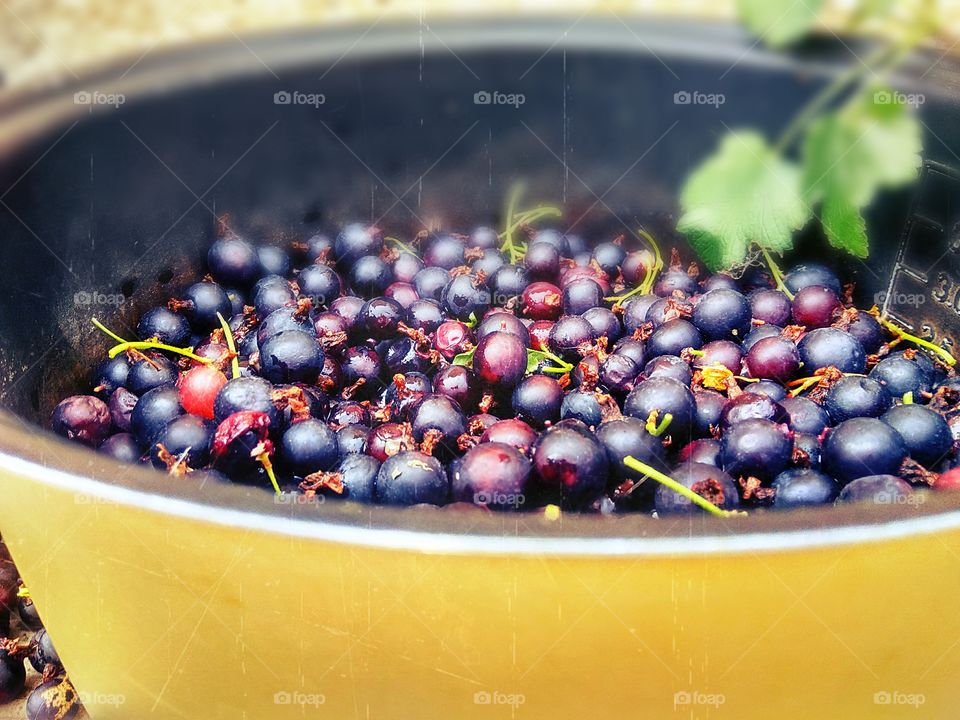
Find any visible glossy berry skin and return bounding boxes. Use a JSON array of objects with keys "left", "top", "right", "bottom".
[
  {"left": 28, "top": 628, "right": 62, "bottom": 674},
  {"left": 719, "top": 393, "right": 788, "bottom": 430},
  {"left": 332, "top": 454, "right": 380, "bottom": 502},
  {"left": 214, "top": 376, "right": 277, "bottom": 425},
  {"left": 522, "top": 282, "right": 563, "bottom": 320},
  {"left": 257, "top": 307, "right": 314, "bottom": 348},
  {"left": 410, "top": 267, "right": 448, "bottom": 302},
  {"left": 870, "top": 354, "right": 934, "bottom": 398},
  {"left": 698, "top": 340, "right": 743, "bottom": 374},
  {"left": 743, "top": 380, "right": 787, "bottom": 401},
  {"left": 643, "top": 355, "right": 691, "bottom": 385},
  {"left": 531, "top": 420, "right": 609, "bottom": 509},
  {"left": 798, "top": 328, "right": 866, "bottom": 374},
  {"left": 376, "top": 451, "right": 448, "bottom": 505},
  {"left": 784, "top": 263, "right": 842, "bottom": 296},
  {"left": 742, "top": 324, "right": 782, "bottom": 352},
  {"left": 562, "top": 278, "right": 603, "bottom": 315},
  {"left": 98, "top": 433, "right": 142, "bottom": 463},
  {"left": 476, "top": 312, "right": 530, "bottom": 344},
  {"left": 259, "top": 330, "right": 323, "bottom": 384},
  {"left": 341, "top": 347, "right": 383, "bottom": 395},
  {"left": 749, "top": 289, "right": 792, "bottom": 326},
  {"left": 745, "top": 336, "right": 801, "bottom": 382},
  {"left": 384, "top": 338, "right": 427, "bottom": 375},
  {"left": 334, "top": 223, "right": 382, "bottom": 265},
  {"left": 836, "top": 475, "right": 913, "bottom": 505},
  {"left": 793, "top": 432, "right": 823, "bottom": 468},
  {"left": 432, "top": 365, "right": 481, "bottom": 409},
  {"left": 823, "top": 418, "right": 907, "bottom": 484},
  {"left": 772, "top": 469, "right": 839, "bottom": 508},
  {"left": 548, "top": 316, "right": 595, "bottom": 359},
  {"left": 721, "top": 418, "right": 791, "bottom": 481},
  {"left": 654, "top": 462, "right": 740, "bottom": 514},
  {"left": 623, "top": 295, "right": 658, "bottom": 334},
  {"left": 524, "top": 242, "right": 561, "bottom": 280},
  {"left": 151, "top": 415, "right": 212, "bottom": 469},
  {"left": 471, "top": 226, "right": 500, "bottom": 249},
  {"left": 131, "top": 386, "right": 184, "bottom": 447},
  {"left": 654, "top": 269, "right": 698, "bottom": 297},
  {"left": 646, "top": 319, "right": 703, "bottom": 359},
  {"left": 692, "top": 289, "right": 752, "bottom": 341},
  {"left": 612, "top": 338, "right": 647, "bottom": 368},
  {"left": 434, "top": 320, "right": 472, "bottom": 360},
  {"left": 385, "top": 282, "right": 420, "bottom": 310},
  {"left": 410, "top": 394, "right": 467, "bottom": 445},
  {"left": 251, "top": 275, "right": 295, "bottom": 319},
  {"left": 491, "top": 266, "right": 530, "bottom": 303},
  {"left": 471, "top": 248, "right": 505, "bottom": 277},
  {"left": 358, "top": 296, "right": 405, "bottom": 339},
  {"left": 693, "top": 390, "right": 726, "bottom": 437},
  {"left": 280, "top": 419, "right": 339, "bottom": 475},
  {"left": 779, "top": 397, "right": 830, "bottom": 435},
  {"left": 50, "top": 395, "right": 111, "bottom": 447},
  {"left": 791, "top": 286, "right": 841, "bottom": 328},
  {"left": 181, "top": 281, "right": 232, "bottom": 332},
  {"left": 481, "top": 418, "right": 538, "bottom": 451},
  {"left": 92, "top": 355, "right": 130, "bottom": 397},
  {"left": 679, "top": 438, "right": 722, "bottom": 467},
  {"left": 474, "top": 332, "right": 527, "bottom": 389},
  {"left": 442, "top": 274, "right": 491, "bottom": 321},
  {"left": 336, "top": 425, "right": 368, "bottom": 455},
  {"left": 645, "top": 297, "right": 692, "bottom": 327},
  {"left": 127, "top": 355, "right": 179, "bottom": 396},
  {"left": 366, "top": 423, "right": 416, "bottom": 462},
  {"left": 349, "top": 255, "right": 392, "bottom": 296},
  {"left": 298, "top": 264, "right": 342, "bottom": 305},
  {"left": 424, "top": 234, "right": 465, "bottom": 269},
  {"left": 624, "top": 377, "right": 697, "bottom": 440},
  {"left": 600, "top": 354, "right": 641, "bottom": 393},
  {"left": 591, "top": 242, "right": 626, "bottom": 276},
  {"left": 177, "top": 365, "right": 228, "bottom": 420},
  {"left": 512, "top": 375, "right": 563, "bottom": 428},
  {"left": 137, "top": 306, "right": 191, "bottom": 346},
  {"left": 406, "top": 299, "right": 445, "bottom": 334},
  {"left": 823, "top": 377, "right": 891, "bottom": 423},
  {"left": 452, "top": 442, "right": 532, "bottom": 510},
  {"left": 596, "top": 417, "right": 667, "bottom": 488},
  {"left": 846, "top": 311, "right": 883, "bottom": 353},
  {"left": 582, "top": 307, "right": 621, "bottom": 344},
  {"left": 208, "top": 236, "right": 261, "bottom": 287},
  {"left": 559, "top": 390, "right": 603, "bottom": 428},
  {"left": 881, "top": 404, "right": 953, "bottom": 467},
  {"left": 0, "top": 646, "right": 25, "bottom": 703}
]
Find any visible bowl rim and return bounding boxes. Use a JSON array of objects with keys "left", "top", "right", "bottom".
[{"left": 2, "top": 17, "right": 959, "bottom": 556}]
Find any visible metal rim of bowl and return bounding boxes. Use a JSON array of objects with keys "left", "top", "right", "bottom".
[{"left": 1, "top": 17, "right": 959, "bottom": 556}]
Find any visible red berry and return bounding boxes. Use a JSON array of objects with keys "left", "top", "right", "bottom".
[
  {"left": 934, "top": 467, "right": 960, "bottom": 492},
  {"left": 177, "top": 365, "right": 228, "bottom": 420}
]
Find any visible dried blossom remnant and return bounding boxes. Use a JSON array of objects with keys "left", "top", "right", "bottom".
[
  {"left": 805, "top": 366, "right": 844, "bottom": 402},
  {"left": 293, "top": 297, "right": 313, "bottom": 320},
  {"left": 900, "top": 457, "right": 938, "bottom": 487},
  {"left": 631, "top": 322, "right": 655, "bottom": 343},
  {"left": 271, "top": 386, "right": 313, "bottom": 423},
  {"left": 301, "top": 471, "right": 345, "bottom": 495},
  {"left": 691, "top": 477, "right": 726, "bottom": 506},
  {"left": 457, "top": 433, "right": 479, "bottom": 452},
  {"left": 738, "top": 476, "right": 775, "bottom": 504},
  {"left": 479, "top": 393, "right": 495, "bottom": 414},
  {"left": 155, "top": 443, "right": 192, "bottom": 476},
  {"left": 340, "top": 377, "right": 366, "bottom": 400},
  {"left": 419, "top": 428, "right": 445, "bottom": 456},
  {"left": 167, "top": 297, "right": 193, "bottom": 313},
  {"left": 781, "top": 325, "right": 807, "bottom": 343},
  {"left": 596, "top": 391, "right": 623, "bottom": 423}
]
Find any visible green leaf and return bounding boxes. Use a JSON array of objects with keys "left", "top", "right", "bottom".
[
  {"left": 526, "top": 349, "right": 548, "bottom": 375},
  {"left": 803, "top": 89, "right": 922, "bottom": 208},
  {"left": 821, "top": 195, "right": 868, "bottom": 257},
  {"left": 678, "top": 131, "right": 811, "bottom": 271},
  {"left": 850, "top": 0, "right": 897, "bottom": 25},
  {"left": 735, "top": 0, "right": 823, "bottom": 47}
]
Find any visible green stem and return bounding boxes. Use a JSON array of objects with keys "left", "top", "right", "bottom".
[
  {"left": 646, "top": 412, "right": 673, "bottom": 437},
  {"left": 108, "top": 341, "right": 212, "bottom": 364},
  {"left": 623, "top": 456, "right": 737, "bottom": 518},
  {"left": 760, "top": 246, "right": 795, "bottom": 300},
  {"left": 217, "top": 312, "right": 242, "bottom": 379},
  {"left": 91, "top": 318, "right": 128, "bottom": 344},
  {"left": 772, "top": 43, "right": 897, "bottom": 154},
  {"left": 876, "top": 315, "right": 956, "bottom": 367},
  {"left": 386, "top": 236, "right": 418, "bottom": 255}
]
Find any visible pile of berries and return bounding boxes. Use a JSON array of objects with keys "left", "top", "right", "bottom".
[{"left": 49, "top": 220, "right": 960, "bottom": 516}]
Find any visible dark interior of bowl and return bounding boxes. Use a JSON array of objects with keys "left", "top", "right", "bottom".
[{"left": 1, "top": 19, "right": 959, "bottom": 534}]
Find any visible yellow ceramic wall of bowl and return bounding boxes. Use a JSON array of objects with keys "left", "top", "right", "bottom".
[{"left": 1, "top": 462, "right": 958, "bottom": 719}]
